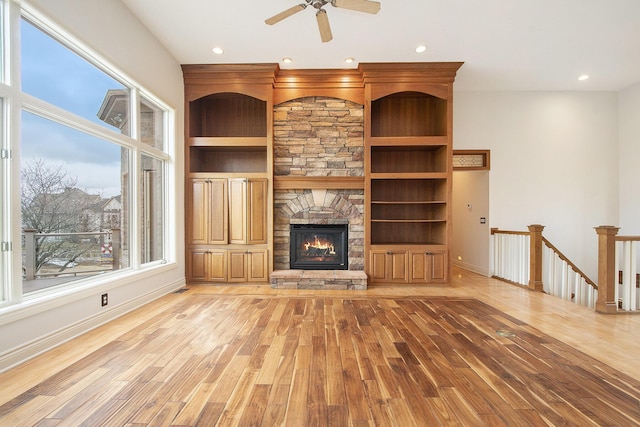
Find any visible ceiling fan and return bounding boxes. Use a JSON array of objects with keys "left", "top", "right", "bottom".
[{"left": 265, "top": 0, "right": 381, "bottom": 43}]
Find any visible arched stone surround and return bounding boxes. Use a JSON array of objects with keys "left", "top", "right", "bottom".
[{"left": 273, "top": 189, "right": 364, "bottom": 271}]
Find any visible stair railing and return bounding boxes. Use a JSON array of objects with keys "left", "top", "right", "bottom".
[
  {"left": 491, "top": 228, "right": 530, "bottom": 287},
  {"left": 492, "top": 224, "right": 598, "bottom": 309},
  {"left": 595, "top": 226, "right": 639, "bottom": 313},
  {"left": 541, "top": 236, "right": 597, "bottom": 309}
]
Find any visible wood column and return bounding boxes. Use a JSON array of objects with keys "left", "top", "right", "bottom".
[
  {"left": 595, "top": 225, "right": 620, "bottom": 314},
  {"left": 528, "top": 224, "right": 545, "bottom": 291}
]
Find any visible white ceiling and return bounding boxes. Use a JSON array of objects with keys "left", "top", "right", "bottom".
[{"left": 120, "top": 0, "right": 640, "bottom": 91}]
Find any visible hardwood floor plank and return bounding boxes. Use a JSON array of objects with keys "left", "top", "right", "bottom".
[
  {"left": 146, "top": 401, "right": 184, "bottom": 426},
  {"left": 254, "top": 335, "right": 286, "bottom": 385},
  {"left": 325, "top": 344, "right": 347, "bottom": 405},
  {"left": 171, "top": 381, "right": 217, "bottom": 426},
  {"left": 193, "top": 402, "right": 225, "bottom": 426},
  {"left": 3, "top": 270, "right": 640, "bottom": 426},
  {"left": 363, "top": 379, "right": 395, "bottom": 426},
  {"left": 237, "top": 384, "right": 271, "bottom": 426},
  {"left": 283, "top": 368, "right": 309, "bottom": 426},
  {"left": 216, "top": 368, "right": 259, "bottom": 426},
  {"left": 439, "top": 387, "right": 485, "bottom": 426}
]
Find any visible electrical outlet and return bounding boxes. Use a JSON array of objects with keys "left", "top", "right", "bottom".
[{"left": 101, "top": 293, "right": 108, "bottom": 307}]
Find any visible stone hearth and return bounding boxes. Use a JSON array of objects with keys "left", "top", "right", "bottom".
[{"left": 270, "top": 269, "right": 367, "bottom": 290}]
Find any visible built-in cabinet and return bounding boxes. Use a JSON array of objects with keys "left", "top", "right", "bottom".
[
  {"left": 183, "top": 63, "right": 461, "bottom": 285},
  {"left": 369, "top": 249, "right": 447, "bottom": 284},
  {"left": 362, "top": 63, "right": 461, "bottom": 284},
  {"left": 183, "top": 64, "right": 276, "bottom": 283}
]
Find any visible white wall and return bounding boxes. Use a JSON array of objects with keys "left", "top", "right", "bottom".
[
  {"left": 452, "top": 171, "right": 490, "bottom": 275},
  {"left": 454, "top": 91, "right": 619, "bottom": 279},
  {"left": 0, "top": 0, "right": 185, "bottom": 372},
  {"left": 618, "top": 82, "right": 640, "bottom": 234}
]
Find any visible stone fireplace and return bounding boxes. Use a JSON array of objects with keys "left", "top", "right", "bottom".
[{"left": 270, "top": 96, "right": 367, "bottom": 289}]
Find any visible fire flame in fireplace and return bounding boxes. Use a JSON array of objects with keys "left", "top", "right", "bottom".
[{"left": 303, "top": 235, "right": 335, "bottom": 255}]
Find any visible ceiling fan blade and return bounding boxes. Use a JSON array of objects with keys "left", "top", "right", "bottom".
[
  {"left": 316, "top": 9, "right": 333, "bottom": 42},
  {"left": 332, "top": 0, "right": 380, "bottom": 14},
  {"left": 265, "top": 4, "right": 307, "bottom": 25}
]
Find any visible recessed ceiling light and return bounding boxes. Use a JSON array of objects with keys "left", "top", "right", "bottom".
[
  {"left": 578, "top": 74, "right": 590, "bottom": 81},
  {"left": 415, "top": 45, "right": 427, "bottom": 53},
  {"left": 345, "top": 57, "right": 355, "bottom": 64},
  {"left": 212, "top": 47, "right": 224, "bottom": 55},
  {"left": 282, "top": 57, "right": 293, "bottom": 64}
]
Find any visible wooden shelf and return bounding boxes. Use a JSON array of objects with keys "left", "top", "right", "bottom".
[
  {"left": 190, "top": 137, "right": 267, "bottom": 147},
  {"left": 371, "top": 145, "right": 447, "bottom": 174},
  {"left": 371, "top": 201, "right": 446, "bottom": 204},
  {"left": 370, "top": 136, "right": 448, "bottom": 146},
  {"left": 371, "top": 221, "right": 447, "bottom": 245},
  {"left": 371, "top": 91, "right": 448, "bottom": 137},
  {"left": 189, "top": 146, "right": 267, "bottom": 173},
  {"left": 189, "top": 92, "right": 267, "bottom": 138},
  {"left": 274, "top": 176, "right": 365, "bottom": 190},
  {"left": 371, "top": 219, "right": 446, "bottom": 223}
]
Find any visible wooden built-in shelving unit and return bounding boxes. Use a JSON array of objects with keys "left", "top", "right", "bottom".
[{"left": 182, "top": 62, "right": 462, "bottom": 285}]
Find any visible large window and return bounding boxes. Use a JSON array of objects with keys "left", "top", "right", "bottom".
[
  {"left": 0, "top": 98, "right": 6, "bottom": 303},
  {"left": 0, "top": 7, "right": 174, "bottom": 300}
]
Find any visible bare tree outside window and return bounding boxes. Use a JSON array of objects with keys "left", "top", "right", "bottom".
[
  {"left": 21, "top": 159, "right": 98, "bottom": 272},
  {"left": 21, "top": 159, "right": 123, "bottom": 292}
]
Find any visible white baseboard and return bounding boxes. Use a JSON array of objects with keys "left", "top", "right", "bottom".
[
  {"left": 453, "top": 260, "right": 491, "bottom": 277},
  {"left": 0, "top": 279, "right": 185, "bottom": 373}
]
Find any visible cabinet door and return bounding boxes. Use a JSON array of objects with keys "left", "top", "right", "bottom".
[
  {"left": 208, "top": 250, "right": 228, "bottom": 281},
  {"left": 188, "top": 249, "right": 227, "bottom": 282},
  {"left": 429, "top": 251, "right": 447, "bottom": 283},
  {"left": 389, "top": 251, "right": 408, "bottom": 282},
  {"left": 188, "top": 249, "right": 209, "bottom": 281},
  {"left": 228, "top": 250, "right": 248, "bottom": 282},
  {"left": 369, "top": 250, "right": 408, "bottom": 283},
  {"left": 208, "top": 179, "right": 228, "bottom": 244},
  {"left": 189, "top": 179, "right": 209, "bottom": 245},
  {"left": 247, "top": 250, "right": 268, "bottom": 282},
  {"left": 228, "top": 179, "right": 247, "bottom": 244},
  {"left": 409, "top": 250, "right": 447, "bottom": 283},
  {"left": 247, "top": 179, "right": 268, "bottom": 244},
  {"left": 188, "top": 179, "right": 227, "bottom": 245},
  {"left": 370, "top": 251, "right": 389, "bottom": 282},
  {"left": 227, "top": 250, "right": 268, "bottom": 283}
]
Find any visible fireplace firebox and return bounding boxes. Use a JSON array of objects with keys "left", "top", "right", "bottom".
[{"left": 290, "top": 224, "right": 348, "bottom": 270}]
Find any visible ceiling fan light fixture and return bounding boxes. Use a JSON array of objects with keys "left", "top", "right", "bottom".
[
  {"left": 316, "top": 9, "right": 333, "bottom": 42},
  {"left": 266, "top": 0, "right": 379, "bottom": 42}
]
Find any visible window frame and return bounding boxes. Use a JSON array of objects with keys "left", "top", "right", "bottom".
[{"left": 0, "top": 1, "right": 176, "bottom": 306}]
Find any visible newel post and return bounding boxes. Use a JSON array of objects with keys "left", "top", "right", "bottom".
[
  {"left": 595, "top": 226, "right": 619, "bottom": 314},
  {"left": 528, "top": 224, "right": 545, "bottom": 291}
]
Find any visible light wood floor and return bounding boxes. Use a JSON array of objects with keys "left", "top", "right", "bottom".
[{"left": 1, "top": 268, "right": 640, "bottom": 426}]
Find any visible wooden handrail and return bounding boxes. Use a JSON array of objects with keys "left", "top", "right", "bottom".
[
  {"left": 616, "top": 236, "right": 640, "bottom": 242},
  {"left": 542, "top": 237, "right": 598, "bottom": 290},
  {"left": 490, "top": 228, "right": 529, "bottom": 236}
]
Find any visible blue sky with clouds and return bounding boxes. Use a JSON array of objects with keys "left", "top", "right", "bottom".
[{"left": 20, "top": 19, "right": 125, "bottom": 197}]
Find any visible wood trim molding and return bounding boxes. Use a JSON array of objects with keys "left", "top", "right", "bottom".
[{"left": 273, "top": 176, "right": 365, "bottom": 190}]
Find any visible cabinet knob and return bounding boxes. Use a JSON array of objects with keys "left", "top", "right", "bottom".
[
  {"left": 425, "top": 252, "right": 432, "bottom": 255},
  {"left": 386, "top": 251, "right": 393, "bottom": 255}
]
